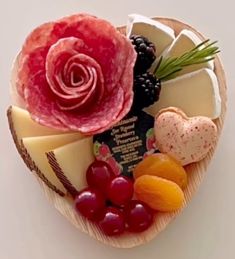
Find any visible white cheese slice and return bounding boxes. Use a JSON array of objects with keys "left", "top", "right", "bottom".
[
  {"left": 47, "top": 137, "right": 94, "bottom": 197},
  {"left": 22, "top": 133, "right": 83, "bottom": 195},
  {"left": 162, "top": 29, "right": 214, "bottom": 75},
  {"left": 126, "top": 14, "right": 175, "bottom": 55},
  {"left": 144, "top": 68, "right": 221, "bottom": 119}
]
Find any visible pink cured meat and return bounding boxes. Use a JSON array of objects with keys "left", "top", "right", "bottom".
[
  {"left": 45, "top": 37, "right": 104, "bottom": 110},
  {"left": 16, "top": 14, "right": 136, "bottom": 134}
]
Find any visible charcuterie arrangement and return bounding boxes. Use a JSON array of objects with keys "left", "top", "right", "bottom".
[{"left": 7, "top": 13, "right": 224, "bottom": 241}]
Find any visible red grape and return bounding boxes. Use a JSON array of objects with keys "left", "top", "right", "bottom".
[
  {"left": 125, "top": 200, "right": 153, "bottom": 232},
  {"left": 86, "top": 160, "right": 115, "bottom": 192},
  {"left": 74, "top": 188, "right": 105, "bottom": 221},
  {"left": 107, "top": 176, "right": 133, "bottom": 206},
  {"left": 99, "top": 207, "right": 125, "bottom": 236}
]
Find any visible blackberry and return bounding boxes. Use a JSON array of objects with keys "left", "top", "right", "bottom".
[
  {"left": 130, "top": 35, "right": 156, "bottom": 73},
  {"left": 132, "top": 72, "right": 161, "bottom": 111}
]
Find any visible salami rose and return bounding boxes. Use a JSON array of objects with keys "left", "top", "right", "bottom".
[{"left": 16, "top": 14, "right": 136, "bottom": 134}]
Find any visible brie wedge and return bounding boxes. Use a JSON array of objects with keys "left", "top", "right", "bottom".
[
  {"left": 126, "top": 14, "right": 175, "bottom": 55},
  {"left": 145, "top": 68, "right": 221, "bottom": 119},
  {"left": 162, "top": 29, "right": 214, "bottom": 75}
]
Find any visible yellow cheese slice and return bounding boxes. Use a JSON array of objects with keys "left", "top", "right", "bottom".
[
  {"left": 145, "top": 68, "right": 221, "bottom": 119},
  {"left": 47, "top": 137, "right": 94, "bottom": 197},
  {"left": 162, "top": 29, "right": 214, "bottom": 75},
  {"left": 7, "top": 106, "right": 66, "bottom": 143},
  {"left": 22, "top": 133, "right": 83, "bottom": 195}
]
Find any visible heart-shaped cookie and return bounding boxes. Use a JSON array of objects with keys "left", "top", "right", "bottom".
[
  {"left": 155, "top": 107, "right": 217, "bottom": 166},
  {"left": 8, "top": 17, "right": 227, "bottom": 248}
]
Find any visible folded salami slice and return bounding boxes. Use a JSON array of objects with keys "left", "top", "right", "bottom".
[
  {"left": 16, "top": 14, "right": 136, "bottom": 135},
  {"left": 45, "top": 37, "right": 104, "bottom": 111}
]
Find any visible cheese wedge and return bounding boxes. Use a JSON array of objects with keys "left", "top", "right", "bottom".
[
  {"left": 162, "top": 29, "right": 214, "bottom": 75},
  {"left": 47, "top": 138, "right": 94, "bottom": 197},
  {"left": 145, "top": 68, "right": 221, "bottom": 119},
  {"left": 7, "top": 105, "right": 86, "bottom": 195},
  {"left": 22, "top": 133, "right": 83, "bottom": 195},
  {"left": 7, "top": 106, "right": 66, "bottom": 143},
  {"left": 126, "top": 14, "right": 175, "bottom": 55}
]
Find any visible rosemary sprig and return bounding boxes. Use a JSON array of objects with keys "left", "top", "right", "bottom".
[{"left": 155, "top": 40, "right": 220, "bottom": 81}]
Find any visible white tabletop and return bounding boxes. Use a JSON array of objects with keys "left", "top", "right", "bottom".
[{"left": 0, "top": 0, "right": 234, "bottom": 258}]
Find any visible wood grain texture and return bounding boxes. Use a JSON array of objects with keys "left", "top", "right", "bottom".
[{"left": 13, "top": 17, "right": 227, "bottom": 248}]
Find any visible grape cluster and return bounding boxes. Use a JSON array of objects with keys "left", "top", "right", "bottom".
[{"left": 74, "top": 160, "right": 153, "bottom": 236}]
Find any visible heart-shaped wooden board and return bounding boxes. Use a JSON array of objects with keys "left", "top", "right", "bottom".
[{"left": 9, "top": 17, "right": 227, "bottom": 248}]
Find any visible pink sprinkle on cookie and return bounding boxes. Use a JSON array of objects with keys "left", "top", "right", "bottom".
[{"left": 154, "top": 107, "right": 217, "bottom": 166}]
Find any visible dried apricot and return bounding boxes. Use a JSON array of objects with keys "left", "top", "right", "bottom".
[
  {"left": 133, "top": 153, "right": 187, "bottom": 189},
  {"left": 134, "top": 175, "right": 184, "bottom": 212}
]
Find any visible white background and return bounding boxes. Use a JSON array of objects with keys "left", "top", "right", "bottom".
[{"left": 0, "top": 0, "right": 234, "bottom": 258}]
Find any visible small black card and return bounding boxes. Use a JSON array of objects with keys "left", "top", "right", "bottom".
[{"left": 94, "top": 111, "right": 158, "bottom": 178}]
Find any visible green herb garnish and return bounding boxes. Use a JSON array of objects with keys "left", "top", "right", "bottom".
[{"left": 155, "top": 40, "right": 220, "bottom": 81}]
